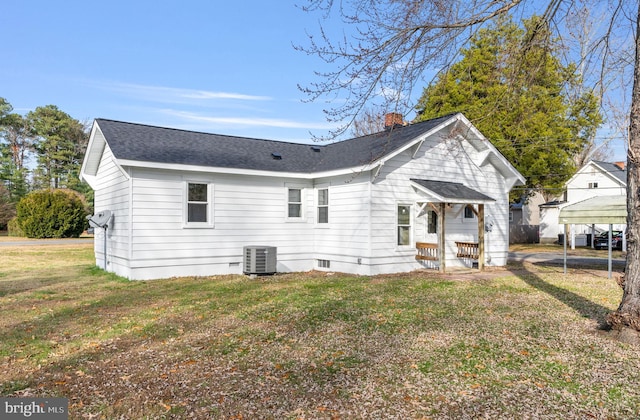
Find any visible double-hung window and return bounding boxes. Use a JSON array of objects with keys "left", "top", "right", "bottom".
[
  {"left": 397, "top": 205, "right": 411, "bottom": 246},
  {"left": 288, "top": 188, "right": 302, "bottom": 218},
  {"left": 186, "top": 182, "right": 211, "bottom": 226},
  {"left": 317, "top": 188, "right": 329, "bottom": 224}
]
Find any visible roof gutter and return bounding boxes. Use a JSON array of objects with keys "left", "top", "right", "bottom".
[{"left": 117, "top": 159, "right": 376, "bottom": 180}]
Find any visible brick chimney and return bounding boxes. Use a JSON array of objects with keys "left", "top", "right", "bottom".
[
  {"left": 384, "top": 112, "right": 404, "bottom": 129},
  {"left": 614, "top": 161, "right": 625, "bottom": 170}
]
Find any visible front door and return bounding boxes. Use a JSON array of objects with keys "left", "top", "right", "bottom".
[{"left": 416, "top": 206, "right": 438, "bottom": 244}]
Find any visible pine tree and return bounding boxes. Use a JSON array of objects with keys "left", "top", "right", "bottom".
[{"left": 415, "top": 16, "right": 602, "bottom": 199}]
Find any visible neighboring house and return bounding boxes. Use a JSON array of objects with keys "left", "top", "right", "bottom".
[
  {"left": 509, "top": 191, "right": 545, "bottom": 243},
  {"left": 80, "top": 113, "right": 525, "bottom": 280},
  {"left": 538, "top": 160, "right": 627, "bottom": 244}
]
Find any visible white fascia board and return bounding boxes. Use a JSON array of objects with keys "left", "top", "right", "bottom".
[
  {"left": 117, "top": 159, "right": 373, "bottom": 180},
  {"left": 79, "top": 122, "right": 105, "bottom": 181},
  {"left": 80, "top": 123, "right": 130, "bottom": 188}
]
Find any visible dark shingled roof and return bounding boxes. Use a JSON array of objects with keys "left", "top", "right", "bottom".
[
  {"left": 592, "top": 160, "right": 627, "bottom": 184},
  {"left": 96, "top": 114, "right": 457, "bottom": 174},
  {"left": 410, "top": 179, "right": 495, "bottom": 202}
]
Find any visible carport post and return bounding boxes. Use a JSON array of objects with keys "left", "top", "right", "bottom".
[
  {"left": 563, "top": 224, "right": 568, "bottom": 274},
  {"left": 608, "top": 224, "right": 612, "bottom": 279}
]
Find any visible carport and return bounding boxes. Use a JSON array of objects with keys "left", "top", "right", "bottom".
[{"left": 559, "top": 195, "right": 627, "bottom": 278}]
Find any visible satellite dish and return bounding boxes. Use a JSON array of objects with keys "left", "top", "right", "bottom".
[{"left": 87, "top": 210, "right": 112, "bottom": 228}]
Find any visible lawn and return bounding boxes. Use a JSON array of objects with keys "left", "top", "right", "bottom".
[{"left": 1, "top": 241, "right": 639, "bottom": 419}]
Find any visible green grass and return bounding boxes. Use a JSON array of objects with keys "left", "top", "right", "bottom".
[{"left": 0, "top": 241, "right": 638, "bottom": 419}]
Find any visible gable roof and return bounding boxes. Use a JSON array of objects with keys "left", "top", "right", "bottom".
[
  {"left": 591, "top": 160, "right": 627, "bottom": 184},
  {"left": 566, "top": 159, "right": 627, "bottom": 188},
  {"left": 81, "top": 113, "right": 525, "bottom": 187},
  {"left": 88, "top": 114, "right": 456, "bottom": 175},
  {"left": 410, "top": 179, "right": 495, "bottom": 204}
]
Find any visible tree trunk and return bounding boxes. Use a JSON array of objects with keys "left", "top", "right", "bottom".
[{"left": 607, "top": 3, "right": 640, "bottom": 332}]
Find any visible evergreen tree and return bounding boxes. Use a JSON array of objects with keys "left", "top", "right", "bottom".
[
  {"left": 0, "top": 98, "right": 32, "bottom": 201},
  {"left": 414, "top": 16, "right": 602, "bottom": 199},
  {"left": 27, "top": 105, "right": 88, "bottom": 190}
]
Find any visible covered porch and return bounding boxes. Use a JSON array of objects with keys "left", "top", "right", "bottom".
[{"left": 410, "top": 179, "right": 496, "bottom": 272}]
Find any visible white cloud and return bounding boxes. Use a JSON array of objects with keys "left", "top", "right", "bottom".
[
  {"left": 88, "top": 80, "right": 271, "bottom": 103},
  {"left": 163, "top": 109, "right": 335, "bottom": 130}
]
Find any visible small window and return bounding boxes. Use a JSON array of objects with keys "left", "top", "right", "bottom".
[
  {"left": 588, "top": 182, "right": 598, "bottom": 189},
  {"left": 464, "top": 205, "right": 475, "bottom": 219},
  {"left": 427, "top": 210, "right": 437, "bottom": 234},
  {"left": 397, "top": 205, "right": 411, "bottom": 246},
  {"left": 288, "top": 188, "right": 302, "bottom": 218},
  {"left": 187, "top": 183, "right": 208, "bottom": 223},
  {"left": 317, "top": 188, "right": 329, "bottom": 223},
  {"left": 317, "top": 259, "right": 330, "bottom": 268},
  {"left": 509, "top": 211, "right": 514, "bottom": 223}
]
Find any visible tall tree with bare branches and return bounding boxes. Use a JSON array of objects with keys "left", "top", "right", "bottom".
[
  {"left": 415, "top": 16, "right": 602, "bottom": 199},
  {"left": 298, "top": 0, "right": 640, "bottom": 334}
]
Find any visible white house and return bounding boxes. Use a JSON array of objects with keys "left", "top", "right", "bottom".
[
  {"left": 539, "top": 160, "right": 627, "bottom": 244},
  {"left": 80, "top": 113, "right": 525, "bottom": 280}
]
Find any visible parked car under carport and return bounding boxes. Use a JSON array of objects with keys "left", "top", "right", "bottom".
[{"left": 594, "top": 230, "right": 623, "bottom": 250}]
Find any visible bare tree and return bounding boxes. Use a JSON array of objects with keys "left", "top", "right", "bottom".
[
  {"left": 298, "top": 0, "right": 640, "bottom": 333},
  {"left": 351, "top": 107, "right": 388, "bottom": 137}
]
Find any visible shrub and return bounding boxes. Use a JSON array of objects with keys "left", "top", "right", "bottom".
[
  {"left": 7, "top": 217, "right": 24, "bottom": 237},
  {"left": 0, "top": 184, "right": 16, "bottom": 230},
  {"left": 16, "top": 189, "right": 89, "bottom": 238}
]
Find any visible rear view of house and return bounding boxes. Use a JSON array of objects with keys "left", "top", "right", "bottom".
[{"left": 80, "top": 113, "right": 524, "bottom": 280}]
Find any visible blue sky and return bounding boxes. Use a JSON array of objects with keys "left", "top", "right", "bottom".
[
  {"left": 2, "top": 1, "right": 342, "bottom": 144},
  {"left": 1, "top": 1, "right": 629, "bottom": 160}
]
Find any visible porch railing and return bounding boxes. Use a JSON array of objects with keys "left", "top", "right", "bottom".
[
  {"left": 415, "top": 242, "right": 438, "bottom": 261},
  {"left": 455, "top": 241, "right": 479, "bottom": 259}
]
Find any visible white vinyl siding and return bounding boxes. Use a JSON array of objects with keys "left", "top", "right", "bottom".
[
  {"left": 86, "top": 117, "right": 517, "bottom": 279},
  {"left": 92, "top": 144, "right": 131, "bottom": 278},
  {"left": 369, "top": 126, "right": 511, "bottom": 273}
]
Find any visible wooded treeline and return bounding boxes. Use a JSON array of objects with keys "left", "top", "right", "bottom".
[{"left": 0, "top": 97, "right": 91, "bottom": 228}]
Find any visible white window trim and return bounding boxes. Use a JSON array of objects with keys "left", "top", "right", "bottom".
[
  {"left": 464, "top": 205, "right": 476, "bottom": 219},
  {"left": 183, "top": 181, "right": 214, "bottom": 228},
  {"left": 315, "top": 184, "right": 330, "bottom": 227},
  {"left": 285, "top": 183, "right": 307, "bottom": 222},
  {"left": 396, "top": 203, "right": 413, "bottom": 249}
]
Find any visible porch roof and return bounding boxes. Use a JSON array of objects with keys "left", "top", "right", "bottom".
[
  {"left": 410, "top": 179, "right": 495, "bottom": 204},
  {"left": 559, "top": 195, "right": 627, "bottom": 224}
]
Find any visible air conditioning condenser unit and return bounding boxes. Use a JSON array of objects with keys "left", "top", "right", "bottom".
[{"left": 243, "top": 246, "right": 277, "bottom": 275}]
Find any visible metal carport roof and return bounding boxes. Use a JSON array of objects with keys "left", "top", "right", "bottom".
[
  {"left": 559, "top": 195, "right": 627, "bottom": 224},
  {"left": 558, "top": 195, "right": 627, "bottom": 278}
]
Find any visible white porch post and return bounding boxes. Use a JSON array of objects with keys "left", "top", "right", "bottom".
[
  {"left": 607, "top": 224, "right": 613, "bottom": 279},
  {"left": 563, "top": 224, "right": 568, "bottom": 275},
  {"left": 439, "top": 202, "right": 446, "bottom": 273},
  {"left": 478, "top": 204, "right": 485, "bottom": 271}
]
